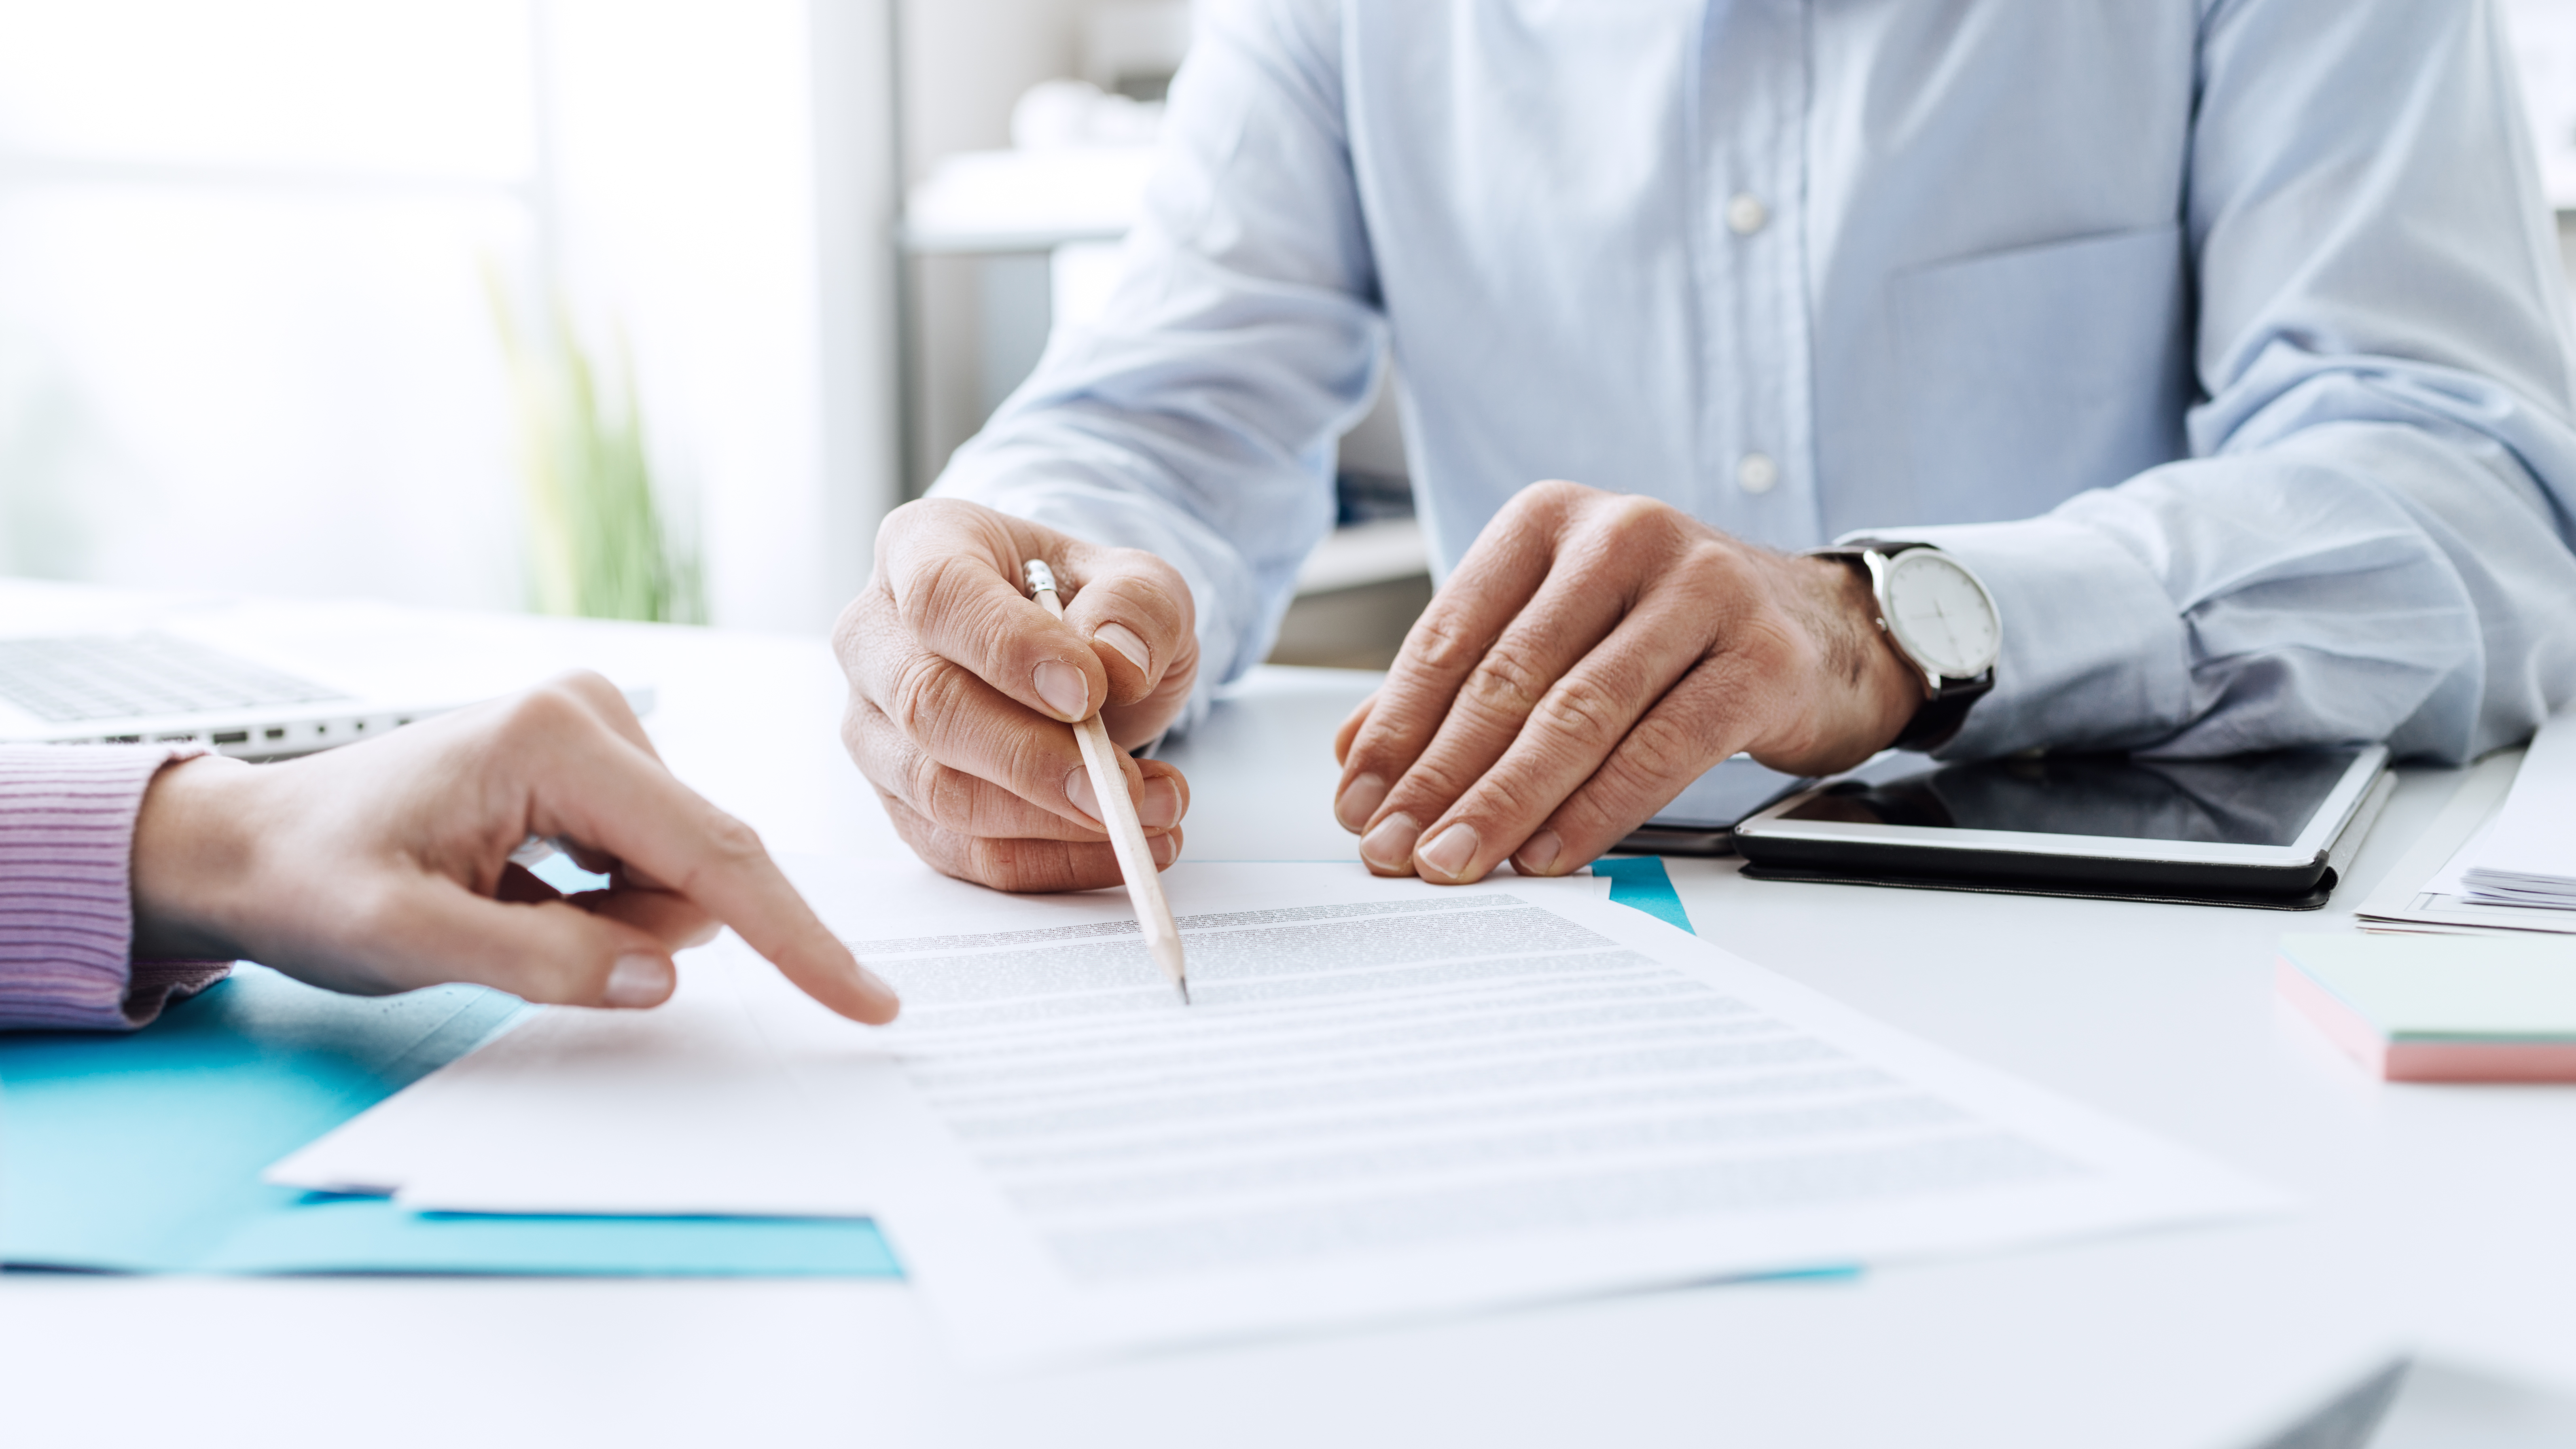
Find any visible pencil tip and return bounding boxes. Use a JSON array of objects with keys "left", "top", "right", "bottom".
[{"left": 1179, "top": 979, "right": 1193, "bottom": 1006}]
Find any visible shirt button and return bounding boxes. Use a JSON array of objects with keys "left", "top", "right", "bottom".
[
  {"left": 1736, "top": 452, "right": 1778, "bottom": 494},
  {"left": 1724, "top": 192, "right": 1768, "bottom": 235}
]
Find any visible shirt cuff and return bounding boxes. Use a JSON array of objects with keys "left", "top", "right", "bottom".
[
  {"left": 1859, "top": 517, "right": 2193, "bottom": 758},
  {"left": 0, "top": 746, "right": 233, "bottom": 1032}
]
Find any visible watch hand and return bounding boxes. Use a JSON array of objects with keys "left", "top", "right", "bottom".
[{"left": 1928, "top": 598, "right": 1963, "bottom": 662}]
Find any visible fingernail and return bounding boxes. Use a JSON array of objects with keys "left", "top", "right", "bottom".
[
  {"left": 1518, "top": 829, "right": 1563, "bottom": 874},
  {"left": 1360, "top": 812, "right": 1421, "bottom": 872},
  {"left": 1139, "top": 776, "right": 1183, "bottom": 829},
  {"left": 1335, "top": 773, "right": 1387, "bottom": 832},
  {"left": 1417, "top": 822, "right": 1481, "bottom": 880},
  {"left": 1151, "top": 831, "right": 1179, "bottom": 867},
  {"left": 1034, "top": 660, "right": 1090, "bottom": 720},
  {"left": 1093, "top": 621, "right": 1150, "bottom": 674},
  {"left": 1065, "top": 766, "right": 1102, "bottom": 823},
  {"left": 603, "top": 953, "right": 674, "bottom": 1008}
]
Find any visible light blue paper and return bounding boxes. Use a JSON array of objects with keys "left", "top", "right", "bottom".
[{"left": 0, "top": 965, "right": 898, "bottom": 1277}]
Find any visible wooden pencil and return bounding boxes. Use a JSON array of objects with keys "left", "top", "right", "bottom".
[{"left": 1024, "top": 559, "right": 1191, "bottom": 1003}]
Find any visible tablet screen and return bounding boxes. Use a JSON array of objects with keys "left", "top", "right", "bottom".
[
  {"left": 1775, "top": 749, "right": 2367, "bottom": 847},
  {"left": 1644, "top": 754, "right": 1815, "bottom": 830}
]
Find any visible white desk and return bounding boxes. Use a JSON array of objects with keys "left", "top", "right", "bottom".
[{"left": 4, "top": 591, "right": 2571, "bottom": 1447}]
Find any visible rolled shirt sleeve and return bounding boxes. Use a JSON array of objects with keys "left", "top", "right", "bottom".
[
  {"left": 1890, "top": 0, "right": 2576, "bottom": 763},
  {"left": 0, "top": 746, "right": 231, "bottom": 1032},
  {"left": 931, "top": 0, "right": 1386, "bottom": 728}
]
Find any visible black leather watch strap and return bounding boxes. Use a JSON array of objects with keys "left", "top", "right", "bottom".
[
  {"left": 1809, "top": 539, "right": 1997, "bottom": 754},
  {"left": 1892, "top": 671, "right": 1993, "bottom": 752}
]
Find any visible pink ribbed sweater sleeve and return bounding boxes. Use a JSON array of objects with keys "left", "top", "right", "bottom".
[{"left": 0, "top": 746, "right": 231, "bottom": 1032}]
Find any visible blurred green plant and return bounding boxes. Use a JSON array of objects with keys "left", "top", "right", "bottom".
[{"left": 487, "top": 267, "right": 703, "bottom": 624}]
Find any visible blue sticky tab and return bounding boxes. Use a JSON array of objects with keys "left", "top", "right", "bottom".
[{"left": 1595, "top": 855, "right": 1695, "bottom": 934}]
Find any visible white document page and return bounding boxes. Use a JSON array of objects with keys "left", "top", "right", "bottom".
[
  {"left": 267, "top": 862, "right": 1612, "bottom": 1215},
  {"left": 2462, "top": 704, "right": 2576, "bottom": 902},
  {"left": 263, "top": 930, "right": 877, "bottom": 1216},
  {"left": 776, "top": 880, "right": 2284, "bottom": 1362},
  {"left": 2356, "top": 749, "right": 2576, "bottom": 938}
]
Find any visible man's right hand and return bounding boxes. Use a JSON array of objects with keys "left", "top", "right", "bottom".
[{"left": 834, "top": 498, "right": 1199, "bottom": 892}]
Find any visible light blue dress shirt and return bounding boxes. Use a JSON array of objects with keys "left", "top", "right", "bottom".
[{"left": 934, "top": 0, "right": 2576, "bottom": 763}]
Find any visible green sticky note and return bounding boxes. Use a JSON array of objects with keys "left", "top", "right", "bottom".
[
  {"left": 2277, "top": 932, "right": 2576, "bottom": 1081},
  {"left": 2279, "top": 934, "right": 2576, "bottom": 1038}
]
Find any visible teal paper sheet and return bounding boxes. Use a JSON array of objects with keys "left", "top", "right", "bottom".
[
  {"left": 0, "top": 966, "right": 898, "bottom": 1276},
  {"left": 1595, "top": 855, "right": 1694, "bottom": 934},
  {"left": 0, "top": 860, "right": 1693, "bottom": 1277}
]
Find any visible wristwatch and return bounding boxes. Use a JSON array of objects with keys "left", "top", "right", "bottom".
[{"left": 1803, "top": 538, "right": 2002, "bottom": 752}]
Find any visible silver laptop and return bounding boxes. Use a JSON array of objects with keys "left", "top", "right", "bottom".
[{"left": 0, "top": 631, "right": 473, "bottom": 759}]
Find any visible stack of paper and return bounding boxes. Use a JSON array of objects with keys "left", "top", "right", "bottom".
[
  {"left": 2356, "top": 705, "right": 2576, "bottom": 938},
  {"left": 2277, "top": 933, "right": 2576, "bottom": 1081},
  {"left": 276, "top": 860, "right": 2282, "bottom": 1363},
  {"left": 2459, "top": 706, "right": 2576, "bottom": 908}
]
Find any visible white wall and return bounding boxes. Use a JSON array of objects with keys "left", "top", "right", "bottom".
[
  {"left": 0, "top": 0, "right": 903, "bottom": 634},
  {"left": 0, "top": 0, "right": 535, "bottom": 608},
  {"left": 898, "top": 0, "right": 1088, "bottom": 182},
  {"left": 545, "top": 0, "right": 902, "bottom": 631}
]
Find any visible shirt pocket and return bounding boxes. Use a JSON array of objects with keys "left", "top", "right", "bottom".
[{"left": 1895, "top": 223, "right": 2192, "bottom": 524}]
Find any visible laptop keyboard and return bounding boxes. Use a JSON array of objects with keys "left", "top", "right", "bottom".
[{"left": 0, "top": 634, "right": 349, "bottom": 724}]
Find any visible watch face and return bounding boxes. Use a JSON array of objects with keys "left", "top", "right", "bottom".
[{"left": 1881, "top": 550, "right": 2000, "bottom": 680}]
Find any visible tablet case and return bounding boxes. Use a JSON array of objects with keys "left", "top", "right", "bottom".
[{"left": 1737, "top": 773, "right": 2395, "bottom": 912}]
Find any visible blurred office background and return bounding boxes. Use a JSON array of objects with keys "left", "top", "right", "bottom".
[{"left": 4, "top": 0, "right": 2576, "bottom": 665}]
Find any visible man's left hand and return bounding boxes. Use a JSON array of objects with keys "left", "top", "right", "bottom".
[{"left": 1331, "top": 480, "right": 1925, "bottom": 883}]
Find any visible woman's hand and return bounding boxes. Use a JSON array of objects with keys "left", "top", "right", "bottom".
[{"left": 131, "top": 672, "right": 898, "bottom": 1024}]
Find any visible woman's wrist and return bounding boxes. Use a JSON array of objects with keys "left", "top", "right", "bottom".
[{"left": 130, "top": 753, "right": 263, "bottom": 962}]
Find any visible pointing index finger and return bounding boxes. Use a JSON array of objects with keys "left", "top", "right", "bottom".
[{"left": 535, "top": 723, "right": 899, "bottom": 1024}]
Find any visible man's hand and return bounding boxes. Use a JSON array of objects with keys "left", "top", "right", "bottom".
[
  {"left": 834, "top": 498, "right": 1200, "bottom": 891},
  {"left": 130, "top": 672, "right": 899, "bottom": 1023},
  {"left": 1332, "top": 481, "right": 1923, "bottom": 884}
]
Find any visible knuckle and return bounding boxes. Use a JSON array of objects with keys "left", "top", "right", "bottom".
[
  {"left": 1392, "top": 756, "right": 1476, "bottom": 810},
  {"left": 998, "top": 724, "right": 1070, "bottom": 798},
  {"left": 1620, "top": 710, "right": 1702, "bottom": 782},
  {"left": 964, "top": 835, "right": 1051, "bottom": 892},
  {"left": 1596, "top": 491, "right": 1669, "bottom": 535},
  {"left": 830, "top": 588, "right": 877, "bottom": 659},
  {"left": 840, "top": 693, "right": 876, "bottom": 763},
  {"left": 887, "top": 653, "right": 965, "bottom": 742},
  {"left": 1521, "top": 478, "right": 1589, "bottom": 515},
  {"left": 902, "top": 746, "right": 952, "bottom": 819},
  {"left": 546, "top": 669, "right": 619, "bottom": 709},
  {"left": 1464, "top": 770, "right": 1549, "bottom": 828},
  {"left": 498, "top": 681, "right": 588, "bottom": 743},
  {"left": 676, "top": 814, "right": 768, "bottom": 895},
  {"left": 1404, "top": 609, "right": 1484, "bottom": 675},
  {"left": 895, "top": 552, "right": 985, "bottom": 639},
  {"left": 1533, "top": 673, "right": 1629, "bottom": 750},
  {"left": 1460, "top": 639, "right": 1550, "bottom": 716},
  {"left": 1101, "top": 543, "right": 1182, "bottom": 592},
  {"left": 704, "top": 813, "right": 765, "bottom": 864},
  {"left": 920, "top": 760, "right": 995, "bottom": 835}
]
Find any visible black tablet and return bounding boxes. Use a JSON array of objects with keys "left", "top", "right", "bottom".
[
  {"left": 1729, "top": 746, "right": 2391, "bottom": 899},
  {"left": 1616, "top": 751, "right": 1938, "bottom": 856}
]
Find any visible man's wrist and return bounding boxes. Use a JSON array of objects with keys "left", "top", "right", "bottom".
[{"left": 1798, "top": 554, "right": 1926, "bottom": 766}]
